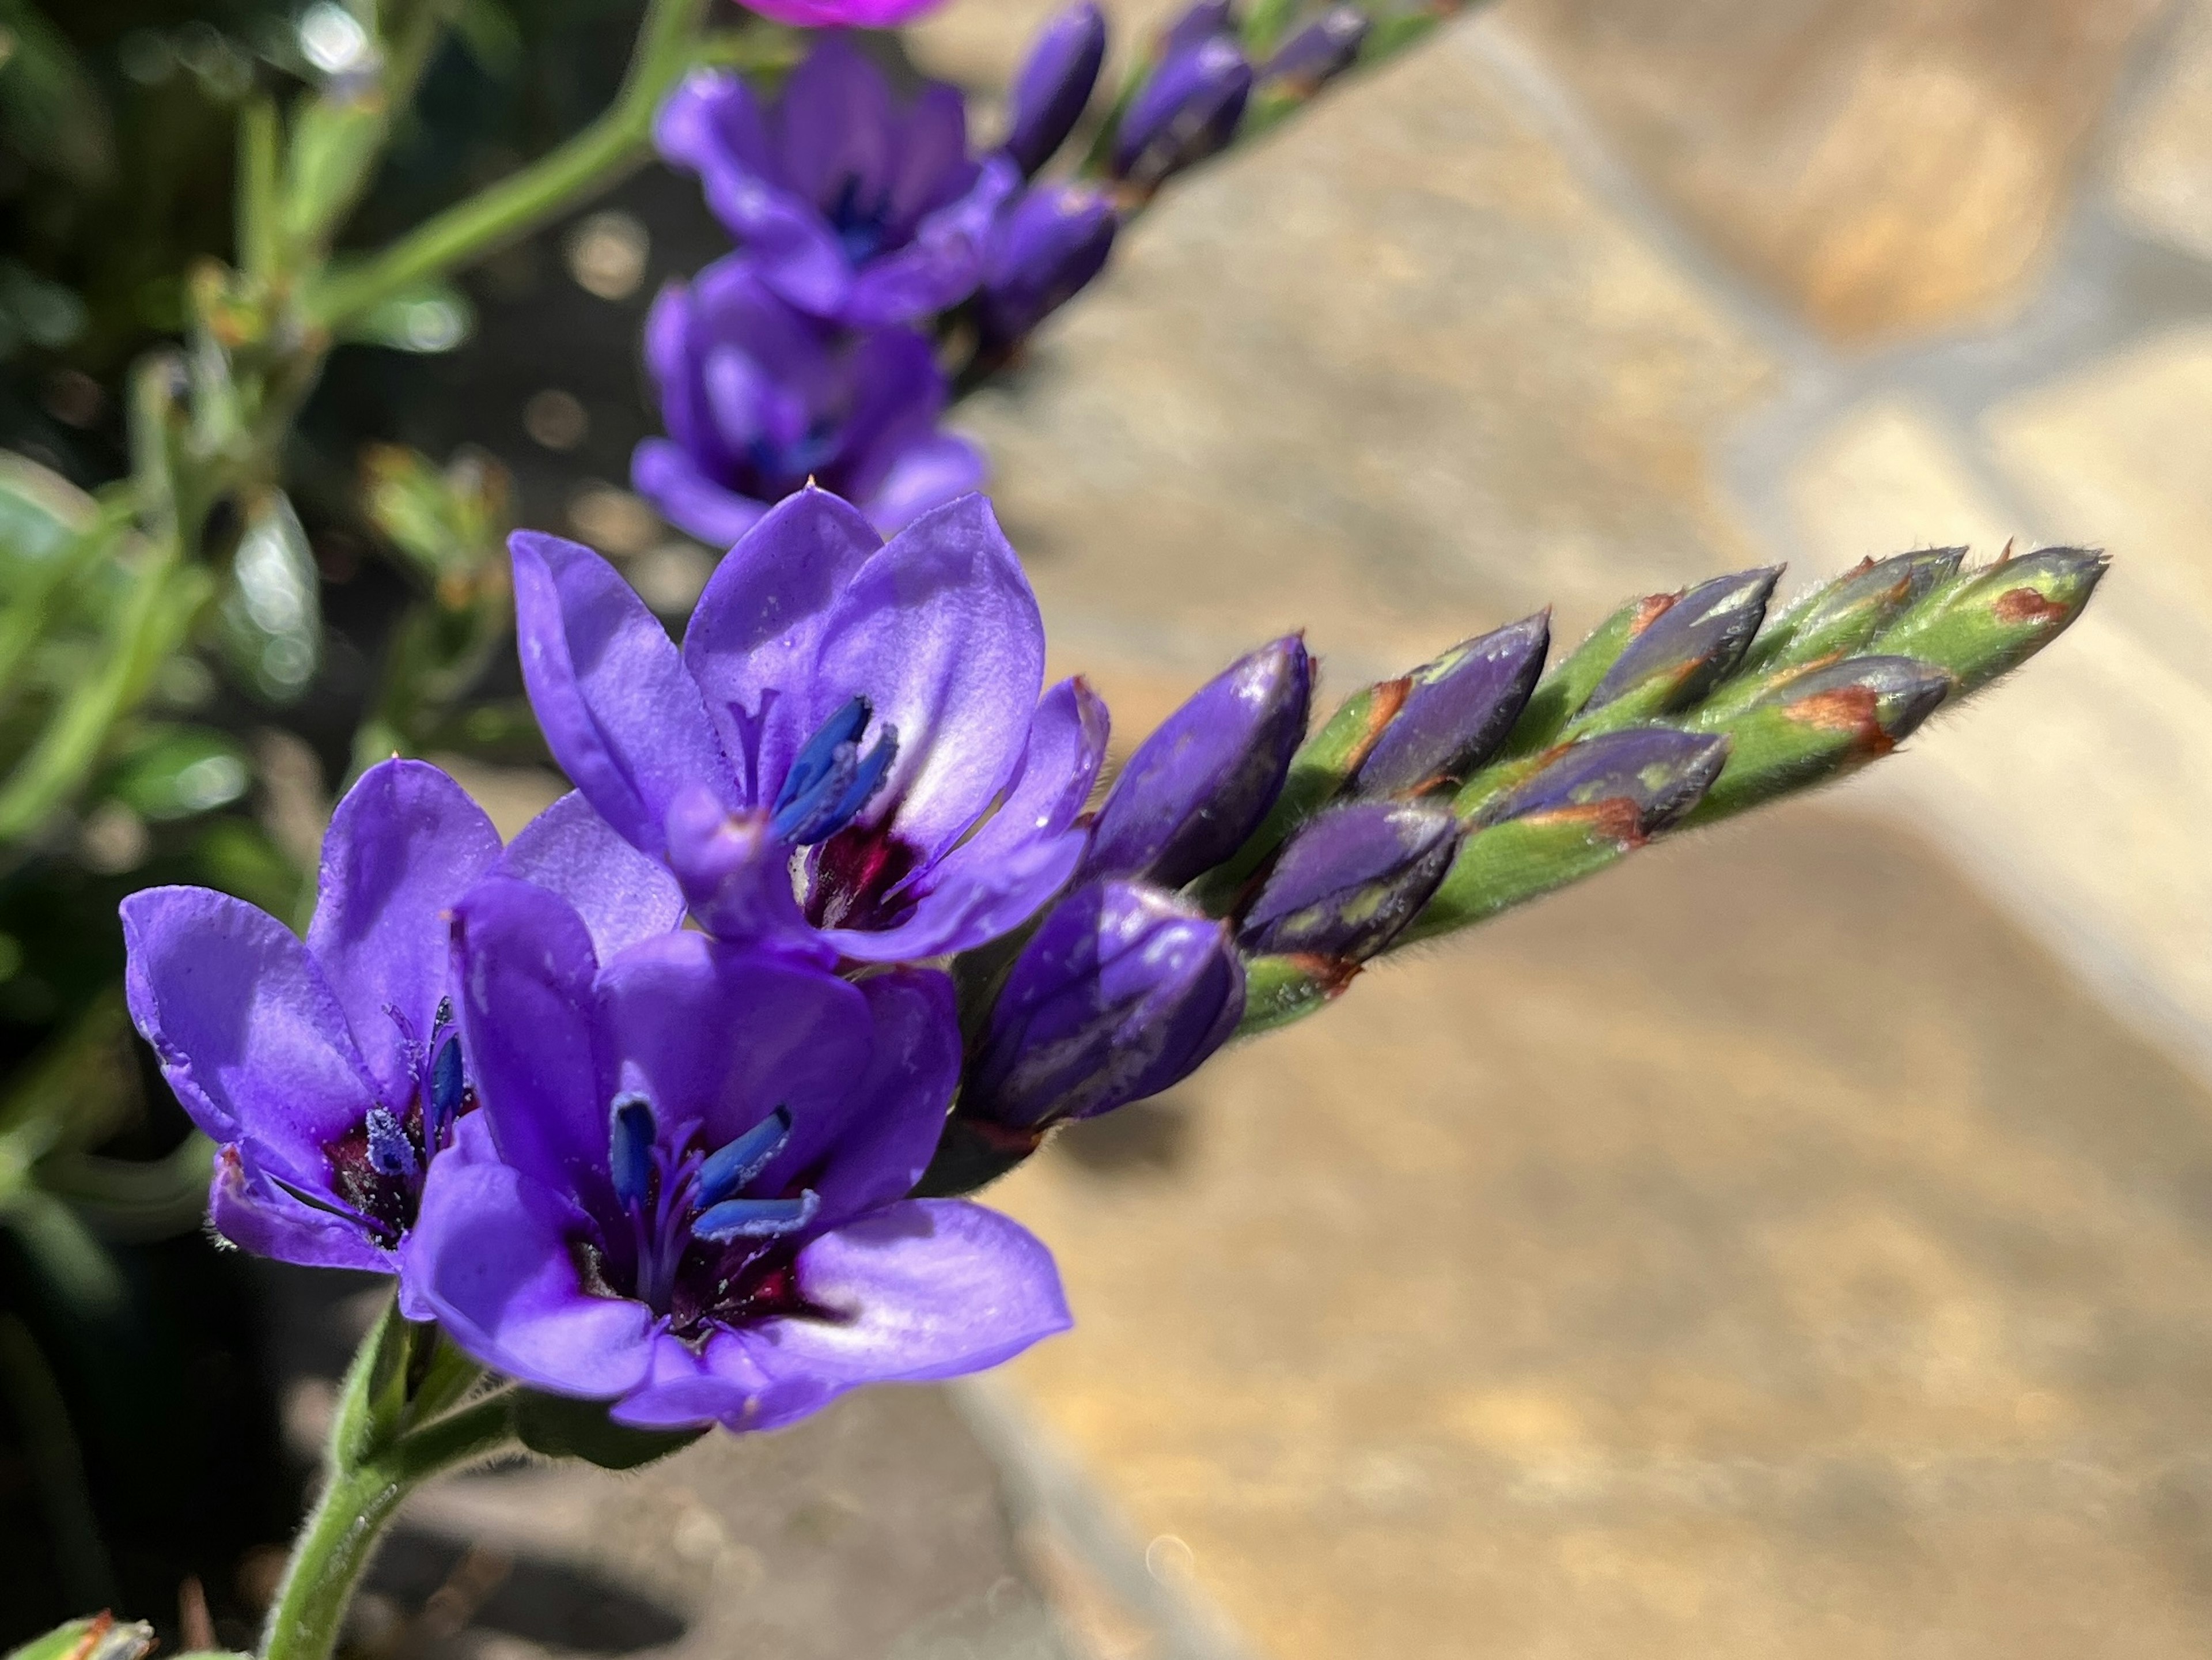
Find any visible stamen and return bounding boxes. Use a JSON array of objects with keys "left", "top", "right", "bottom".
[
  {"left": 609, "top": 1092, "right": 657, "bottom": 1211},
  {"left": 429, "top": 1037, "right": 465, "bottom": 1141},
  {"left": 771, "top": 699, "right": 899, "bottom": 845},
  {"left": 364, "top": 1106, "right": 418, "bottom": 1179},
  {"left": 693, "top": 1190, "right": 820, "bottom": 1242},
  {"left": 698, "top": 1107, "right": 794, "bottom": 1208},
  {"left": 433, "top": 995, "right": 454, "bottom": 1034}
]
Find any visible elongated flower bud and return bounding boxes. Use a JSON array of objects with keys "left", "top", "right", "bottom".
[
  {"left": 1688, "top": 656, "right": 1950, "bottom": 823},
  {"left": 1259, "top": 5, "right": 1368, "bottom": 90},
  {"left": 1584, "top": 567, "right": 1781, "bottom": 720},
  {"left": 1474, "top": 727, "right": 1729, "bottom": 834},
  {"left": 1112, "top": 37, "right": 1253, "bottom": 186},
  {"left": 967, "top": 880, "right": 1245, "bottom": 1130},
  {"left": 1084, "top": 634, "right": 1312, "bottom": 889},
  {"left": 1873, "top": 545, "right": 2107, "bottom": 692},
  {"left": 1353, "top": 612, "right": 1548, "bottom": 797},
  {"left": 1750, "top": 546, "right": 1965, "bottom": 672},
  {"left": 1237, "top": 800, "right": 1459, "bottom": 961},
  {"left": 1004, "top": 1, "right": 1108, "bottom": 176},
  {"left": 1162, "top": 0, "right": 1236, "bottom": 54},
  {"left": 980, "top": 183, "right": 1118, "bottom": 349}
]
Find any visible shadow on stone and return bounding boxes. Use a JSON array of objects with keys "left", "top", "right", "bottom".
[
  {"left": 368, "top": 1526, "right": 689, "bottom": 1653},
  {"left": 1052, "top": 1096, "right": 1196, "bottom": 1178}
]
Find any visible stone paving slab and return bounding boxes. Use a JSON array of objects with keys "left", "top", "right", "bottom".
[{"left": 987, "top": 799, "right": 2212, "bottom": 1658}]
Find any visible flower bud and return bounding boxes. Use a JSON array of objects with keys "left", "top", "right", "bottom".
[
  {"left": 1584, "top": 566, "right": 1780, "bottom": 719},
  {"left": 1687, "top": 655, "right": 1950, "bottom": 823},
  {"left": 1475, "top": 727, "right": 1729, "bottom": 836},
  {"left": 980, "top": 183, "right": 1119, "bottom": 349},
  {"left": 1003, "top": 1, "right": 1108, "bottom": 176},
  {"left": 1351, "top": 612, "right": 1548, "bottom": 796},
  {"left": 1161, "top": 0, "right": 1236, "bottom": 54},
  {"left": 1237, "top": 800, "right": 1460, "bottom": 962},
  {"left": 967, "top": 880, "right": 1245, "bottom": 1129},
  {"left": 1258, "top": 5, "right": 1369, "bottom": 90},
  {"left": 1112, "top": 37, "right": 1253, "bottom": 187},
  {"left": 1083, "top": 634, "right": 1313, "bottom": 890},
  {"left": 1873, "top": 545, "right": 2106, "bottom": 693},
  {"left": 1235, "top": 950, "right": 1358, "bottom": 1035},
  {"left": 1755, "top": 546, "right": 1964, "bottom": 670}
]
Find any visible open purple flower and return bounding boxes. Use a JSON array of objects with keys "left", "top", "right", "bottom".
[
  {"left": 656, "top": 41, "right": 1018, "bottom": 327},
  {"left": 513, "top": 487, "right": 1108, "bottom": 963},
  {"left": 633, "top": 258, "right": 983, "bottom": 546},
  {"left": 406, "top": 876, "right": 1067, "bottom": 1433},
  {"left": 119, "top": 761, "right": 683, "bottom": 1276}
]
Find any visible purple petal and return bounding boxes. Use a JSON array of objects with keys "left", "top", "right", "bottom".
[
  {"left": 642, "top": 283, "right": 722, "bottom": 474},
  {"left": 661, "top": 788, "right": 822, "bottom": 952},
  {"left": 591, "top": 930, "right": 872, "bottom": 1157},
  {"left": 948, "top": 676, "right": 1109, "bottom": 866},
  {"left": 802, "top": 967, "right": 961, "bottom": 1226},
  {"left": 683, "top": 487, "right": 883, "bottom": 806},
  {"left": 632, "top": 440, "right": 771, "bottom": 550},
  {"left": 407, "top": 1148, "right": 656, "bottom": 1400},
  {"left": 209, "top": 1143, "right": 392, "bottom": 1273},
  {"left": 810, "top": 493, "right": 1044, "bottom": 860},
  {"left": 857, "top": 432, "right": 988, "bottom": 536},
  {"left": 495, "top": 791, "right": 686, "bottom": 961},
  {"left": 822, "top": 829, "right": 1085, "bottom": 963},
  {"left": 884, "top": 84, "right": 974, "bottom": 237},
  {"left": 305, "top": 758, "right": 501, "bottom": 1108},
  {"left": 774, "top": 39, "right": 896, "bottom": 215},
  {"left": 655, "top": 70, "right": 771, "bottom": 185},
  {"left": 120, "top": 886, "right": 377, "bottom": 1180},
  {"left": 447, "top": 877, "right": 611, "bottom": 1207},
  {"left": 748, "top": 1200, "right": 1069, "bottom": 1387},
  {"left": 511, "top": 530, "right": 736, "bottom": 856},
  {"left": 843, "top": 158, "right": 1019, "bottom": 326},
  {"left": 606, "top": 1327, "right": 783, "bottom": 1432}
]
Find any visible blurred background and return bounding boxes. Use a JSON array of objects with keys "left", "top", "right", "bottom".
[{"left": 4, "top": 0, "right": 2212, "bottom": 1655}]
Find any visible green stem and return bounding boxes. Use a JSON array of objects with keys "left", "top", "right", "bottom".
[
  {"left": 259, "top": 1389, "right": 513, "bottom": 1660},
  {"left": 302, "top": 0, "right": 711, "bottom": 330}
]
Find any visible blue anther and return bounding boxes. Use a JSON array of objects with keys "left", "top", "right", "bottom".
[
  {"left": 609, "top": 1093, "right": 657, "bottom": 1211},
  {"left": 433, "top": 995, "right": 454, "bottom": 1034},
  {"left": 692, "top": 1189, "right": 820, "bottom": 1243},
  {"left": 697, "top": 1107, "right": 794, "bottom": 1208},
  {"left": 429, "top": 1037, "right": 465, "bottom": 1137},
  {"left": 364, "top": 1106, "right": 419, "bottom": 1179},
  {"left": 772, "top": 699, "right": 897, "bottom": 845}
]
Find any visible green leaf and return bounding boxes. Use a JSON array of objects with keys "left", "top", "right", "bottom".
[
  {"left": 336, "top": 281, "right": 475, "bottom": 354},
  {"left": 0, "top": 451, "right": 96, "bottom": 570},
  {"left": 103, "top": 725, "right": 249, "bottom": 821},
  {"left": 218, "top": 490, "right": 320, "bottom": 703},
  {"left": 511, "top": 1387, "right": 704, "bottom": 1470},
  {"left": 2, "top": 1617, "right": 151, "bottom": 1660}
]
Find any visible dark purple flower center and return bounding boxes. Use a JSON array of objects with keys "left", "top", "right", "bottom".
[
  {"left": 310, "top": 998, "right": 469, "bottom": 1246},
  {"left": 745, "top": 422, "right": 842, "bottom": 492},
  {"left": 579, "top": 1094, "right": 830, "bottom": 1341},
  {"left": 827, "top": 174, "right": 896, "bottom": 266},
  {"left": 804, "top": 822, "right": 921, "bottom": 931}
]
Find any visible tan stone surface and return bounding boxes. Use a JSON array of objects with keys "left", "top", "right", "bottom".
[
  {"left": 2112, "top": 0, "right": 2212, "bottom": 262},
  {"left": 1783, "top": 379, "right": 2212, "bottom": 1073},
  {"left": 990, "top": 802, "right": 2212, "bottom": 1658},
  {"left": 1499, "top": 0, "right": 2168, "bottom": 340},
  {"left": 956, "top": 16, "right": 1778, "bottom": 687}
]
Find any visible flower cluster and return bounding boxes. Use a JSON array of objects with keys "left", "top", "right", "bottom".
[
  {"left": 633, "top": 0, "right": 1378, "bottom": 547},
  {"left": 122, "top": 478, "right": 2105, "bottom": 1435}
]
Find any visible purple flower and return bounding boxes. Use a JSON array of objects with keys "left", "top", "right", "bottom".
[
  {"left": 406, "top": 877, "right": 1067, "bottom": 1433},
  {"left": 1352, "top": 613, "right": 1548, "bottom": 797},
  {"left": 118, "top": 761, "right": 683, "bottom": 1277},
  {"left": 656, "top": 41, "right": 1019, "bottom": 327},
  {"left": 1002, "top": 2, "right": 1108, "bottom": 177},
  {"left": 513, "top": 487, "right": 1109, "bottom": 964},
  {"left": 1081, "top": 635, "right": 1310, "bottom": 889},
  {"left": 979, "top": 183, "right": 1118, "bottom": 351},
  {"left": 632, "top": 258, "right": 983, "bottom": 547},
  {"left": 967, "top": 880, "right": 1244, "bottom": 1130}
]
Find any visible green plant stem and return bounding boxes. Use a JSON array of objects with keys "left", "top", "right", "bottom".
[
  {"left": 259, "top": 1389, "right": 514, "bottom": 1660},
  {"left": 302, "top": 0, "right": 713, "bottom": 330}
]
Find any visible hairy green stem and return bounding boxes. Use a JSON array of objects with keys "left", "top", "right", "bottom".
[{"left": 302, "top": 0, "right": 712, "bottom": 330}]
